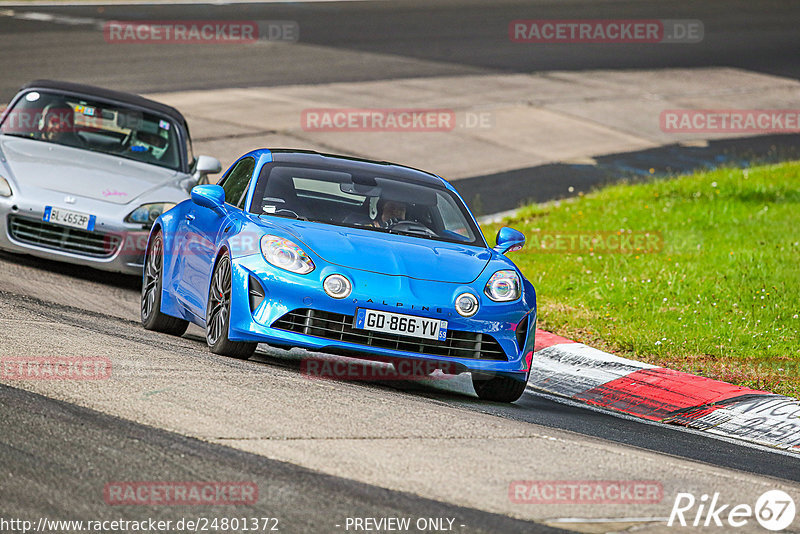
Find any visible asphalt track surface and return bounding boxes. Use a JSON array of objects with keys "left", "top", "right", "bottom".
[
  {"left": 0, "top": 0, "right": 799, "bottom": 100},
  {"left": 1, "top": 251, "right": 799, "bottom": 482},
  {"left": 0, "top": 384, "right": 565, "bottom": 533},
  {"left": 2, "top": 1, "right": 800, "bottom": 531}
]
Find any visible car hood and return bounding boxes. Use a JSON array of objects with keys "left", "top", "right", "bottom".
[
  {"left": 0, "top": 135, "right": 181, "bottom": 204},
  {"left": 273, "top": 219, "right": 491, "bottom": 283}
]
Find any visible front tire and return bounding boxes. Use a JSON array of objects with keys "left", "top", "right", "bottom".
[
  {"left": 206, "top": 253, "right": 257, "bottom": 359},
  {"left": 141, "top": 231, "right": 189, "bottom": 336},
  {"left": 472, "top": 372, "right": 528, "bottom": 403}
]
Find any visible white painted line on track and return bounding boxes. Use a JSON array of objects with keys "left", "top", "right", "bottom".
[
  {"left": 15, "top": 12, "right": 97, "bottom": 25},
  {"left": 0, "top": 8, "right": 310, "bottom": 43},
  {"left": 0, "top": 9, "right": 104, "bottom": 28},
  {"left": 1, "top": 8, "right": 313, "bottom": 48}
]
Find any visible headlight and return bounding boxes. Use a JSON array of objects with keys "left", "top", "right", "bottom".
[
  {"left": 0, "top": 176, "right": 12, "bottom": 197},
  {"left": 323, "top": 274, "right": 352, "bottom": 299},
  {"left": 125, "top": 202, "right": 176, "bottom": 225},
  {"left": 260, "top": 235, "right": 315, "bottom": 274},
  {"left": 455, "top": 293, "right": 479, "bottom": 317},
  {"left": 484, "top": 270, "right": 521, "bottom": 302}
]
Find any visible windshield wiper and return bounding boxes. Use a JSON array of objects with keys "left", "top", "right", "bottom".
[
  {"left": 387, "top": 228, "right": 437, "bottom": 240},
  {"left": 260, "top": 211, "right": 308, "bottom": 221}
]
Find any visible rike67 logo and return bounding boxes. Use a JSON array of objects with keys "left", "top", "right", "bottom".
[{"left": 668, "top": 490, "right": 795, "bottom": 531}]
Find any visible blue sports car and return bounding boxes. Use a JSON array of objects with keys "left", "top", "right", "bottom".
[{"left": 141, "top": 149, "right": 536, "bottom": 402}]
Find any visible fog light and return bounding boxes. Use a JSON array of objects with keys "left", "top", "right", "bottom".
[
  {"left": 455, "top": 293, "right": 479, "bottom": 317},
  {"left": 324, "top": 274, "right": 352, "bottom": 299}
]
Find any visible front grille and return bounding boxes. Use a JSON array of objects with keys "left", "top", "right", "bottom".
[
  {"left": 272, "top": 308, "right": 508, "bottom": 361},
  {"left": 8, "top": 215, "right": 121, "bottom": 258}
]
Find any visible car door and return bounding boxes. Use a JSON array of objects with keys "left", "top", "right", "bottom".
[{"left": 175, "top": 157, "right": 255, "bottom": 320}]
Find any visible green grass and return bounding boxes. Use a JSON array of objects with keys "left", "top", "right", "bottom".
[{"left": 482, "top": 161, "right": 800, "bottom": 398}]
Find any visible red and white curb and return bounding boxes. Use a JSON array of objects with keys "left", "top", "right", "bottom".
[{"left": 530, "top": 329, "right": 800, "bottom": 452}]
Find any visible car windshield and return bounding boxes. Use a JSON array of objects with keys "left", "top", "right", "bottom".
[
  {"left": 250, "top": 162, "right": 485, "bottom": 247},
  {"left": 0, "top": 89, "right": 183, "bottom": 171}
]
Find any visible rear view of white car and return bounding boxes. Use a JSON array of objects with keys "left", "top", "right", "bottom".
[{"left": 0, "top": 79, "right": 221, "bottom": 274}]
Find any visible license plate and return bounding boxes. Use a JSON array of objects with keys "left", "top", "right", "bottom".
[
  {"left": 355, "top": 308, "right": 447, "bottom": 341},
  {"left": 43, "top": 206, "right": 96, "bottom": 231}
]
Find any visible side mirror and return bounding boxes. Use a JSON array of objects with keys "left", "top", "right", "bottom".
[
  {"left": 191, "top": 184, "right": 226, "bottom": 215},
  {"left": 494, "top": 227, "right": 525, "bottom": 255},
  {"left": 192, "top": 155, "right": 222, "bottom": 185}
]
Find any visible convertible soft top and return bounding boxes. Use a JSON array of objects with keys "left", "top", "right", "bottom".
[{"left": 19, "top": 79, "right": 188, "bottom": 131}]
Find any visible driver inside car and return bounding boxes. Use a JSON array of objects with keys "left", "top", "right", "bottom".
[
  {"left": 372, "top": 198, "right": 407, "bottom": 227},
  {"left": 38, "top": 102, "right": 83, "bottom": 147},
  {"left": 345, "top": 196, "right": 434, "bottom": 236}
]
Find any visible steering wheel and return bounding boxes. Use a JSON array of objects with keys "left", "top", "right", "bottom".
[
  {"left": 385, "top": 219, "right": 437, "bottom": 237},
  {"left": 120, "top": 130, "right": 133, "bottom": 149}
]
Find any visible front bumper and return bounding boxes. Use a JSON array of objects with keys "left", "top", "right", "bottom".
[
  {"left": 0, "top": 198, "right": 150, "bottom": 275},
  {"left": 226, "top": 254, "right": 537, "bottom": 375}
]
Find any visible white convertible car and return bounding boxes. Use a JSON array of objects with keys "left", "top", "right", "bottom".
[{"left": 0, "top": 79, "right": 221, "bottom": 274}]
